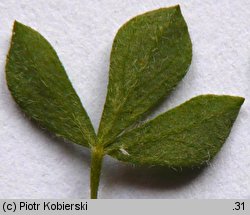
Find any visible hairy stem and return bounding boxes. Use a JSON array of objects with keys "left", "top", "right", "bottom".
[{"left": 90, "top": 146, "right": 104, "bottom": 199}]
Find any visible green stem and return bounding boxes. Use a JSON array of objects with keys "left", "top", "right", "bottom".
[{"left": 90, "top": 146, "right": 104, "bottom": 199}]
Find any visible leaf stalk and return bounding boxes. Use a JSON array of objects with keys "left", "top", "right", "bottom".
[{"left": 90, "top": 146, "right": 104, "bottom": 199}]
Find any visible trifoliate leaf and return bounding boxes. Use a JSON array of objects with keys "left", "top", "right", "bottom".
[
  {"left": 98, "top": 6, "right": 192, "bottom": 146},
  {"left": 4, "top": 6, "right": 245, "bottom": 199},
  {"left": 6, "top": 21, "right": 96, "bottom": 147},
  {"left": 107, "top": 95, "right": 244, "bottom": 168}
]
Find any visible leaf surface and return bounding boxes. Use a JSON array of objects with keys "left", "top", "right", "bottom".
[
  {"left": 6, "top": 21, "right": 96, "bottom": 147},
  {"left": 98, "top": 6, "right": 192, "bottom": 146},
  {"left": 108, "top": 95, "right": 244, "bottom": 167}
]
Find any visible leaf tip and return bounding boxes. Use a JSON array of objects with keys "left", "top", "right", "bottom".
[
  {"left": 158, "top": 4, "right": 181, "bottom": 13},
  {"left": 228, "top": 95, "right": 245, "bottom": 107},
  {"left": 12, "top": 20, "right": 33, "bottom": 35},
  {"left": 12, "top": 20, "right": 26, "bottom": 37},
  {"left": 13, "top": 20, "right": 23, "bottom": 30},
  {"left": 174, "top": 4, "right": 181, "bottom": 10},
  {"left": 238, "top": 96, "right": 245, "bottom": 104},
  {"left": 235, "top": 96, "right": 245, "bottom": 107}
]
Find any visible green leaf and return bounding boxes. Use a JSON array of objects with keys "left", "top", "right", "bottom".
[
  {"left": 98, "top": 5, "right": 192, "bottom": 146},
  {"left": 107, "top": 95, "right": 244, "bottom": 168},
  {"left": 6, "top": 21, "right": 96, "bottom": 147},
  {"left": 5, "top": 6, "right": 245, "bottom": 200}
]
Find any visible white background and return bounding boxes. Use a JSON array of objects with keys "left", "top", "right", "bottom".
[{"left": 0, "top": 0, "right": 249, "bottom": 198}]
